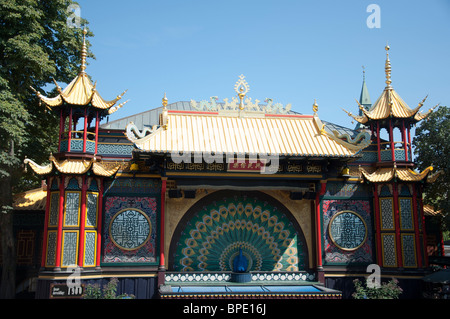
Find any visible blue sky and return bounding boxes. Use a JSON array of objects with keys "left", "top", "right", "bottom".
[{"left": 75, "top": 0, "right": 449, "bottom": 132}]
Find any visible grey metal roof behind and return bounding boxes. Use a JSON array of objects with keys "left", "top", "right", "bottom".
[
  {"left": 101, "top": 100, "right": 358, "bottom": 138},
  {"left": 100, "top": 101, "right": 193, "bottom": 130}
]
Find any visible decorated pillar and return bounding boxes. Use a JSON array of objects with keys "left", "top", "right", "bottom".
[{"left": 315, "top": 181, "right": 327, "bottom": 283}]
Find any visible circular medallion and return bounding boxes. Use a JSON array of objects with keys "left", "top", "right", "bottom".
[
  {"left": 328, "top": 210, "right": 367, "bottom": 251},
  {"left": 109, "top": 208, "right": 151, "bottom": 251}
]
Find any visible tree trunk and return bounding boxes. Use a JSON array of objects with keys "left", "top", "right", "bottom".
[{"left": 0, "top": 174, "right": 16, "bottom": 299}]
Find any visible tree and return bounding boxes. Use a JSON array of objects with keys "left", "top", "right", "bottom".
[
  {"left": 413, "top": 106, "right": 450, "bottom": 232},
  {"left": 0, "top": 0, "right": 93, "bottom": 298}
]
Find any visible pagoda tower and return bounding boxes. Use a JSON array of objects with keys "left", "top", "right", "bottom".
[
  {"left": 25, "top": 29, "right": 127, "bottom": 272},
  {"left": 345, "top": 46, "right": 441, "bottom": 270}
]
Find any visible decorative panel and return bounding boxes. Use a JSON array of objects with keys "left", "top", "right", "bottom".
[
  {"left": 381, "top": 234, "right": 397, "bottom": 267},
  {"left": 83, "top": 231, "right": 97, "bottom": 267},
  {"left": 109, "top": 208, "right": 151, "bottom": 250},
  {"left": 399, "top": 198, "right": 414, "bottom": 230},
  {"left": 103, "top": 196, "right": 158, "bottom": 264},
  {"left": 61, "top": 231, "right": 78, "bottom": 267},
  {"left": 401, "top": 234, "right": 417, "bottom": 268},
  {"left": 379, "top": 185, "right": 391, "bottom": 197},
  {"left": 46, "top": 231, "right": 57, "bottom": 267},
  {"left": 322, "top": 200, "right": 373, "bottom": 264},
  {"left": 86, "top": 192, "right": 98, "bottom": 227},
  {"left": 328, "top": 211, "right": 367, "bottom": 251},
  {"left": 64, "top": 191, "right": 80, "bottom": 227},
  {"left": 171, "top": 191, "right": 308, "bottom": 272},
  {"left": 48, "top": 192, "right": 60, "bottom": 227},
  {"left": 66, "top": 178, "right": 80, "bottom": 190},
  {"left": 104, "top": 178, "right": 161, "bottom": 195},
  {"left": 97, "top": 143, "right": 134, "bottom": 156},
  {"left": 380, "top": 198, "right": 394, "bottom": 230}
]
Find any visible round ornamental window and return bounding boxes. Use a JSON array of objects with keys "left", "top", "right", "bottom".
[
  {"left": 328, "top": 210, "right": 367, "bottom": 251},
  {"left": 109, "top": 208, "right": 151, "bottom": 251}
]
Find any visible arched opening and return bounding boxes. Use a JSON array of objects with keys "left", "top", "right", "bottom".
[{"left": 168, "top": 190, "right": 309, "bottom": 272}]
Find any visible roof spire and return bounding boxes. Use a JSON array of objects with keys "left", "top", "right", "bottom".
[
  {"left": 359, "top": 65, "right": 371, "bottom": 108},
  {"left": 385, "top": 44, "right": 392, "bottom": 88},
  {"left": 80, "top": 28, "right": 88, "bottom": 74}
]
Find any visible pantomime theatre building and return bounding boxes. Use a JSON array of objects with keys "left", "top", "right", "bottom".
[{"left": 25, "top": 31, "right": 442, "bottom": 299}]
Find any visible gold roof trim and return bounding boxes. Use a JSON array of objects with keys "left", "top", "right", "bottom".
[
  {"left": 24, "top": 156, "right": 120, "bottom": 177},
  {"left": 359, "top": 165, "right": 435, "bottom": 183},
  {"left": 24, "top": 158, "right": 53, "bottom": 175},
  {"left": 30, "top": 28, "right": 128, "bottom": 113},
  {"left": 92, "top": 162, "right": 121, "bottom": 177}
]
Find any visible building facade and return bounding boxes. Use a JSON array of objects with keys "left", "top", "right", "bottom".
[{"left": 24, "top": 32, "right": 442, "bottom": 299}]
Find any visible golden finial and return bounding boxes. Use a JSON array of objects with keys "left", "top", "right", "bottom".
[
  {"left": 161, "top": 92, "right": 168, "bottom": 129},
  {"left": 312, "top": 99, "right": 319, "bottom": 113},
  {"left": 385, "top": 44, "right": 392, "bottom": 88},
  {"left": 234, "top": 74, "right": 249, "bottom": 110},
  {"left": 80, "top": 28, "right": 88, "bottom": 74},
  {"left": 162, "top": 92, "right": 168, "bottom": 108}
]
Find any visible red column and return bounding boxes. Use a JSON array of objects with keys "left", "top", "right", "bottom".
[
  {"left": 315, "top": 181, "right": 327, "bottom": 281},
  {"left": 418, "top": 189, "right": 429, "bottom": 266},
  {"left": 392, "top": 183, "right": 403, "bottom": 267},
  {"left": 412, "top": 185, "right": 422, "bottom": 268},
  {"left": 95, "top": 111, "right": 99, "bottom": 154},
  {"left": 407, "top": 126, "right": 412, "bottom": 160},
  {"left": 55, "top": 175, "right": 65, "bottom": 269},
  {"left": 377, "top": 122, "right": 381, "bottom": 162},
  {"left": 389, "top": 120, "right": 395, "bottom": 162},
  {"left": 78, "top": 176, "right": 87, "bottom": 268},
  {"left": 68, "top": 109, "right": 73, "bottom": 152},
  {"left": 83, "top": 108, "right": 88, "bottom": 153},
  {"left": 373, "top": 184, "right": 383, "bottom": 265},
  {"left": 159, "top": 178, "right": 167, "bottom": 270},
  {"left": 41, "top": 177, "right": 52, "bottom": 268},
  {"left": 58, "top": 109, "right": 64, "bottom": 153},
  {"left": 402, "top": 121, "right": 408, "bottom": 161},
  {"left": 96, "top": 179, "right": 103, "bottom": 268}
]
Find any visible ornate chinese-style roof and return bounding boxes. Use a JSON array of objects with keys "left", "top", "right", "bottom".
[
  {"left": 30, "top": 29, "right": 128, "bottom": 115},
  {"left": 343, "top": 46, "right": 438, "bottom": 125},
  {"left": 125, "top": 79, "right": 371, "bottom": 159},
  {"left": 359, "top": 165, "right": 441, "bottom": 183},
  {"left": 24, "top": 155, "right": 120, "bottom": 177},
  {"left": 13, "top": 187, "right": 47, "bottom": 211}
]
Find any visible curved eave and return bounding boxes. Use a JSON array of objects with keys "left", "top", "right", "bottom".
[
  {"left": 13, "top": 188, "right": 47, "bottom": 211},
  {"left": 24, "top": 157, "right": 120, "bottom": 177},
  {"left": 31, "top": 74, "right": 127, "bottom": 112},
  {"left": 359, "top": 166, "right": 435, "bottom": 183}
]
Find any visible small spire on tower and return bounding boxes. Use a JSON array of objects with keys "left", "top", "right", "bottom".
[
  {"left": 80, "top": 28, "right": 88, "bottom": 74},
  {"left": 162, "top": 92, "right": 168, "bottom": 108},
  {"left": 385, "top": 44, "right": 392, "bottom": 88}
]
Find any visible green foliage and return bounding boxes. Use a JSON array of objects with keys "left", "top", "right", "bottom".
[
  {"left": 0, "top": 0, "right": 94, "bottom": 298},
  {"left": 0, "top": 0, "right": 94, "bottom": 191},
  {"left": 413, "top": 106, "right": 450, "bottom": 231},
  {"left": 352, "top": 278, "right": 403, "bottom": 299},
  {"left": 83, "top": 278, "right": 135, "bottom": 299}
]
